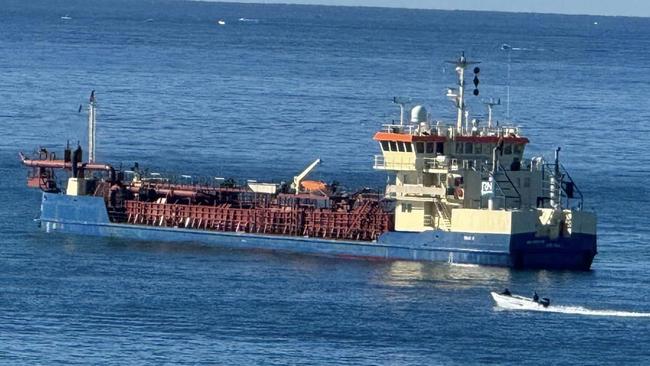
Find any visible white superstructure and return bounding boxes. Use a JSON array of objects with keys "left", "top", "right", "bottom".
[{"left": 372, "top": 54, "right": 595, "bottom": 241}]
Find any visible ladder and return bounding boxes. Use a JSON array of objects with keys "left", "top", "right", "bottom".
[{"left": 433, "top": 200, "right": 452, "bottom": 230}]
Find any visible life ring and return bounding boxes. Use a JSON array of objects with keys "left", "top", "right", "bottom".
[{"left": 454, "top": 187, "right": 464, "bottom": 199}]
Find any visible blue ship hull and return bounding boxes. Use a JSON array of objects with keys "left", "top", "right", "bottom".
[{"left": 39, "top": 193, "right": 596, "bottom": 270}]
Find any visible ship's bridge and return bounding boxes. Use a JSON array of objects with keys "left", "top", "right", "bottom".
[
  {"left": 372, "top": 121, "right": 533, "bottom": 233},
  {"left": 365, "top": 53, "right": 588, "bottom": 237},
  {"left": 373, "top": 122, "right": 529, "bottom": 173}
]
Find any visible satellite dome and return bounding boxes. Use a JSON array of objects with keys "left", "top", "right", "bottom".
[{"left": 410, "top": 105, "right": 427, "bottom": 124}]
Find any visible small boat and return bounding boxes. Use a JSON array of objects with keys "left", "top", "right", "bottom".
[
  {"left": 491, "top": 290, "right": 551, "bottom": 310},
  {"left": 60, "top": 15, "right": 72, "bottom": 20},
  {"left": 217, "top": 19, "right": 226, "bottom": 26}
]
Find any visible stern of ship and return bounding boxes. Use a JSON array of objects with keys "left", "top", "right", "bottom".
[{"left": 509, "top": 209, "right": 597, "bottom": 270}]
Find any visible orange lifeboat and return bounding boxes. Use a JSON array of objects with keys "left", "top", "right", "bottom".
[{"left": 300, "top": 180, "right": 328, "bottom": 192}]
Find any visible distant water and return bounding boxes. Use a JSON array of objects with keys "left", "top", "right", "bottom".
[{"left": 1, "top": 0, "right": 650, "bottom": 364}]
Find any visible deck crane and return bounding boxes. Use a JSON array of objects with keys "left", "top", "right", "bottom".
[{"left": 292, "top": 158, "right": 321, "bottom": 194}]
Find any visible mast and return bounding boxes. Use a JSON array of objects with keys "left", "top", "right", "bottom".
[
  {"left": 393, "top": 97, "right": 410, "bottom": 126},
  {"left": 483, "top": 98, "right": 501, "bottom": 128},
  {"left": 446, "top": 53, "right": 479, "bottom": 134},
  {"left": 88, "top": 90, "right": 97, "bottom": 163}
]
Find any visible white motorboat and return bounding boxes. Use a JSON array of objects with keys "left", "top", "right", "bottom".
[{"left": 491, "top": 291, "right": 551, "bottom": 311}]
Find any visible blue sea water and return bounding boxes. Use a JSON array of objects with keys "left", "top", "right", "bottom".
[{"left": 1, "top": 0, "right": 650, "bottom": 364}]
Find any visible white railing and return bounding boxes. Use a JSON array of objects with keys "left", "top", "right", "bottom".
[
  {"left": 376, "top": 155, "right": 494, "bottom": 173},
  {"left": 385, "top": 184, "right": 446, "bottom": 197},
  {"left": 381, "top": 123, "right": 419, "bottom": 135},
  {"left": 380, "top": 122, "right": 522, "bottom": 138},
  {"left": 373, "top": 155, "right": 385, "bottom": 168},
  {"left": 422, "top": 157, "right": 448, "bottom": 171},
  {"left": 373, "top": 155, "right": 416, "bottom": 171},
  {"left": 472, "top": 125, "right": 520, "bottom": 137}
]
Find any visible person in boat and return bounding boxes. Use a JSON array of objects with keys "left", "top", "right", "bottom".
[
  {"left": 502, "top": 288, "right": 512, "bottom": 296},
  {"left": 533, "top": 291, "right": 539, "bottom": 302}
]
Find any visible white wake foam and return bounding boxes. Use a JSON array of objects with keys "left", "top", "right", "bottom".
[
  {"left": 543, "top": 305, "right": 650, "bottom": 318},
  {"left": 449, "top": 262, "right": 479, "bottom": 268},
  {"left": 497, "top": 303, "right": 650, "bottom": 317}
]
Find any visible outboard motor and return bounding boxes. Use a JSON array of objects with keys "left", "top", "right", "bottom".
[{"left": 539, "top": 298, "right": 551, "bottom": 308}]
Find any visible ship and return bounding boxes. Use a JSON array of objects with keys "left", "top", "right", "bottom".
[{"left": 19, "top": 54, "right": 597, "bottom": 270}]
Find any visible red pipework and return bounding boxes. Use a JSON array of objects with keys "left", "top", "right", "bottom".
[
  {"left": 19, "top": 153, "right": 116, "bottom": 182},
  {"left": 127, "top": 182, "right": 249, "bottom": 199},
  {"left": 127, "top": 185, "right": 208, "bottom": 199}
]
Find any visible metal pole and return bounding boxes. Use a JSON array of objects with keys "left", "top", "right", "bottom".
[
  {"left": 88, "top": 90, "right": 96, "bottom": 163},
  {"left": 506, "top": 49, "right": 511, "bottom": 120},
  {"left": 488, "top": 104, "right": 493, "bottom": 128},
  {"left": 457, "top": 64, "right": 465, "bottom": 133},
  {"left": 488, "top": 174, "right": 495, "bottom": 210},
  {"left": 550, "top": 147, "right": 561, "bottom": 210}
]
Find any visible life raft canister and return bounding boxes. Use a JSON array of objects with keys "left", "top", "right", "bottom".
[{"left": 454, "top": 187, "right": 464, "bottom": 199}]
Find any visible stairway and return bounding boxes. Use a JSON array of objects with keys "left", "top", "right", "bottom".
[
  {"left": 433, "top": 200, "right": 452, "bottom": 230},
  {"left": 494, "top": 165, "right": 522, "bottom": 209}
]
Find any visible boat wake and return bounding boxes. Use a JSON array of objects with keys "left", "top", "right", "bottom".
[
  {"left": 492, "top": 292, "right": 650, "bottom": 317},
  {"left": 544, "top": 306, "right": 650, "bottom": 318},
  {"left": 500, "top": 43, "right": 545, "bottom": 52},
  {"left": 496, "top": 302, "right": 650, "bottom": 318},
  {"left": 449, "top": 262, "right": 479, "bottom": 268}
]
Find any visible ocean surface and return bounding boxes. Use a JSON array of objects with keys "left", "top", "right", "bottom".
[{"left": 1, "top": 0, "right": 650, "bottom": 364}]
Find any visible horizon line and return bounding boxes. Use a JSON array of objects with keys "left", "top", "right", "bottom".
[{"left": 190, "top": 0, "right": 650, "bottom": 19}]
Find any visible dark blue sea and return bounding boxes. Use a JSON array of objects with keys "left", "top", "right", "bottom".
[{"left": 1, "top": 0, "right": 649, "bottom": 364}]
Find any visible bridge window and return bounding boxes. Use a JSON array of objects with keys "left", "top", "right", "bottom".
[
  {"left": 389, "top": 141, "right": 397, "bottom": 151},
  {"left": 397, "top": 142, "right": 405, "bottom": 152},
  {"left": 401, "top": 203, "right": 412, "bottom": 213},
  {"left": 404, "top": 143, "right": 413, "bottom": 152},
  {"left": 474, "top": 143, "right": 482, "bottom": 154},
  {"left": 514, "top": 144, "right": 524, "bottom": 154},
  {"left": 455, "top": 143, "right": 463, "bottom": 154},
  {"left": 464, "top": 142, "right": 473, "bottom": 154},
  {"left": 416, "top": 142, "right": 424, "bottom": 153},
  {"left": 426, "top": 142, "right": 435, "bottom": 153},
  {"left": 436, "top": 142, "right": 444, "bottom": 154},
  {"left": 381, "top": 141, "right": 390, "bottom": 151}
]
